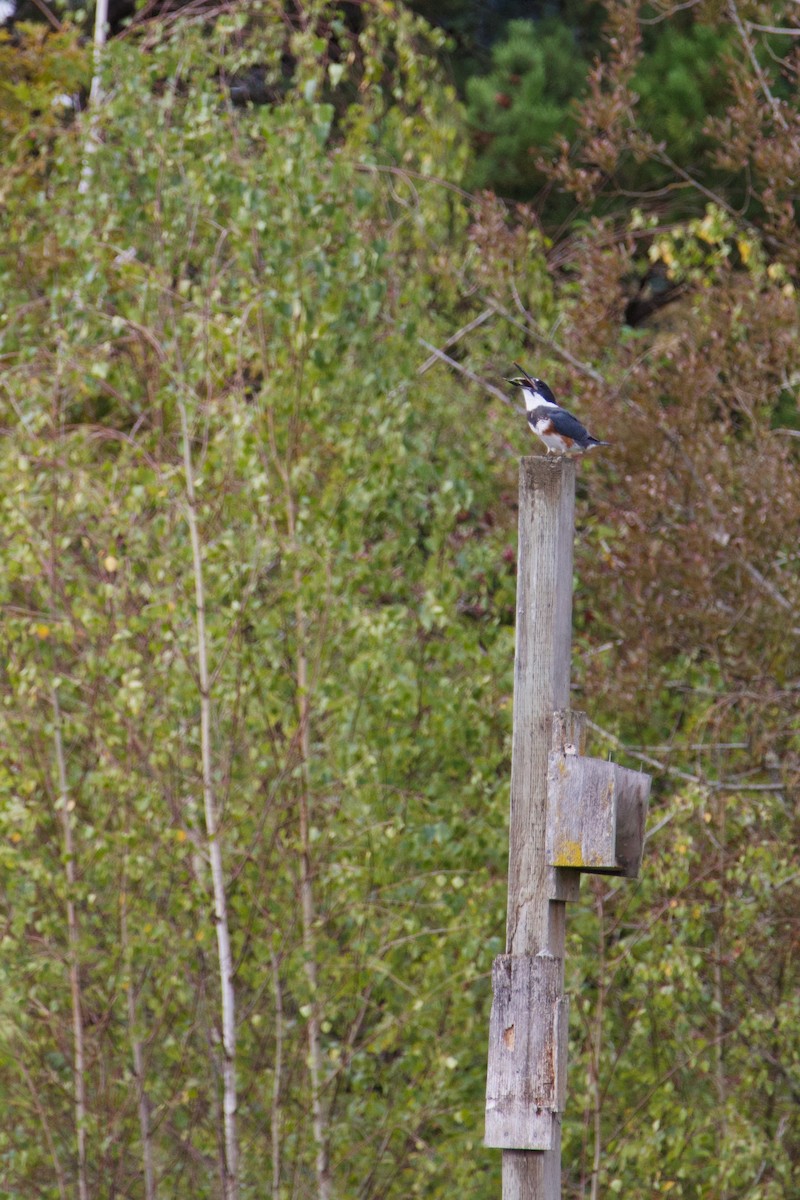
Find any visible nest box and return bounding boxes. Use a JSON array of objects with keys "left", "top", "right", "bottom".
[{"left": 546, "top": 751, "right": 651, "bottom": 878}]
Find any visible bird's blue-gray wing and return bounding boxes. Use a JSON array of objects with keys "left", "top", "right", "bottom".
[{"left": 531, "top": 407, "right": 590, "bottom": 441}]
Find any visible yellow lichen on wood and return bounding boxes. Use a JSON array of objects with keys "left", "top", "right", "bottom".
[{"left": 553, "top": 839, "right": 584, "bottom": 866}]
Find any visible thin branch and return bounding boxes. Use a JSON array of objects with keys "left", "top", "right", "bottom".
[
  {"left": 120, "top": 856, "right": 156, "bottom": 1200},
  {"left": 415, "top": 339, "right": 521, "bottom": 410},
  {"left": 746, "top": 21, "right": 800, "bottom": 34},
  {"left": 652, "top": 148, "right": 754, "bottom": 222},
  {"left": 637, "top": 742, "right": 749, "bottom": 754},
  {"left": 417, "top": 309, "right": 495, "bottom": 375},
  {"left": 638, "top": 0, "right": 702, "bottom": 23},
  {"left": 587, "top": 718, "right": 703, "bottom": 786},
  {"left": 488, "top": 300, "right": 606, "bottom": 384},
  {"left": 728, "top": 0, "right": 789, "bottom": 131},
  {"left": 354, "top": 160, "right": 476, "bottom": 202},
  {"left": 16, "top": 1053, "right": 68, "bottom": 1200},
  {"left": 27, "top": 0, "right": 63, "bottom": 30},
  {"left": 270, "top": 949, "right": 283, "bottom": 1200},
  {"left": 741, "top": 560, "right": 794, "bottom": 612},
  {"left": 289, "top": 531, "right": 332, "bottom": 1200},
  {"left": 588, "top": 720, "right": 789, "bottom": 796}
]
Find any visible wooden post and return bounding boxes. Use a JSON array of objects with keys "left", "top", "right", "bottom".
[
  {"left": 486, "top": 456, "right": 650, "bottom": 1197},
  {"left": 489, "top": 456, "right": 577, "bottom": 1199}
]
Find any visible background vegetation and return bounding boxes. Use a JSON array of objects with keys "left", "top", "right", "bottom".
[{"left": 1, "top": 1, "right": 798, "bottom": 1198}]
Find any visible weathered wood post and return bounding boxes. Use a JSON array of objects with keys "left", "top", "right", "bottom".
[{"left": 484, "top": 456, "right": 650, "bottom": 1199}]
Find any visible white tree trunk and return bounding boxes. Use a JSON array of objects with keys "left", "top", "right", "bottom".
[
  {"left": 52, "top": 686, "right": 89, "bottom": 1200},
  {"left": 287, "top": 501, "right": 331, "bottom": 1200},
  {"left": 78, "top": 0, "right": 109, "bottom": 195},
  {"left": 178, "top": 396, "right": 239, "bottom": 1200},
  {"left": 120, "top": 865, "right": 156, "bottom": 1200}
]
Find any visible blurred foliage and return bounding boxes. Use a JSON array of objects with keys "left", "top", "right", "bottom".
[
  {"left": 464, "top": 8, "right": 735, "bottom": 214},
  {"left": 0, "top": 19, "right": 88, "bottom": 188},
  {"left": 634, "top": 19, "right": 732, "bottom": 171},
  {"left": 465, "top": 18, "right": 588, "bottom": 201},
  {"left": 0, "top": 2, "right": 799, "bottom": 1199}
]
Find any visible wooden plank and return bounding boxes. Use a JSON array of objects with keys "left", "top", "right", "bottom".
[
  {"left": 488, "top": 457, "right": 576, "bottom": 1195},
  {"left": 551, "top": 708, "right": 587, "bottom": 757},
  {"left": 546, "top": 754, "right": 617, "bottom": 870},
  {"left": 502, "top": 1141, "right": 561, "bottom": 1200},
  {"left": 485, "top": 955, "right": 568, "bottom": 1149},
  {"left": 613, "top": 766, "right": 651, "bottom": 878}
]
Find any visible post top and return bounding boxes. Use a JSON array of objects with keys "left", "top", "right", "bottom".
[{"left": 519, "top": 455, "right": 577, "bottom": 483}]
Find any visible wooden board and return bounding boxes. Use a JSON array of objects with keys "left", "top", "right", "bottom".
[
  {"left": 485, "top": 954, "right": 568, "bottom": 1150},
  {"left": 612, "top": 766, "right": 651, "bottom": 877}
]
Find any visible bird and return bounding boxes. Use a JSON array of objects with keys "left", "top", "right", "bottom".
[{"left": 506, "top": 363, "right": 610, "bottom": 456}]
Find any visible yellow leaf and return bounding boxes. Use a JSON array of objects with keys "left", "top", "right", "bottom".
[
  {"left": 103, "top": 554, "right": 119, "bottom": 573},
  {"left": 35, "top": 624, "right": 50, "bottom": 640}
]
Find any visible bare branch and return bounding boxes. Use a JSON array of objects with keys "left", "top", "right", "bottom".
[
  {"left": 741, "top": 560, "right": 793, "bottom": 612},
  {"left": 416, "top": 338, "right": 522, "bottom": 411},
  {"left": 26, "top": 0, "right": 63, "bottom": 30},
  {"left": 728, "top": 0, "right": 789, "bottom": 131},
  {"left": 417, "top": 309, "right": 495, "bottom": 375},
  {"left": 488, "top": 300, "right": 606, "bottom": 384}
]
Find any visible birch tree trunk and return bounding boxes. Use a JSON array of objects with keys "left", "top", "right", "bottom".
[
  {"left": 177, "top": 395, "right": 239, "bottom": 1200},
  {"left": 120, "top": 860, "right": 156, "bottom": 1200},
  {"left": 286, "top": 483, "right": 331, "bottom": 1200},
  {"left": 295, "top": 589, "right": 332, "bottom": 1200},
  {"left": 78, "top": 0, "right": 108, "bottom": 195},
  {"left": 51, "top": 686, "right": 89, "bottom": 1200},
  {"left": 270, "top": 948, "right": 284, "bottom": 1200}
]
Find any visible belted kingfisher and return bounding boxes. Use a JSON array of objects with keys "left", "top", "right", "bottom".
[{"left": 506, "top": 363, "right": 610, "bottom": 456}]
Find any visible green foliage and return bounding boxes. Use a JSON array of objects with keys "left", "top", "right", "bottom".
[
  {"left": 464, "top": 12, "right": 734, "bottom": 217},
  {"left": 0, "top": 6, "right": 510, "bottom": 1196},
  {"left": 564, "top": 785, "right": 800, "bottom": 1199},
  {"left": 0, "top": 20, "right": 88, "bottom": 187},
  {"left": 465, "top": 18, "right": 588, "bottom": 199},
  {"left": 633, "top": 21, "right": 732, "bottom": 171}
]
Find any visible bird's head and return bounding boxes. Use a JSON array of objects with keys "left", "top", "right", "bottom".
[{"left": 505, "top": 366, "right": 560, "bottom": 412}]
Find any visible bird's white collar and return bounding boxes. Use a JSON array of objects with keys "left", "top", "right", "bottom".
[{"left": 521, "top": 385, "right": 560, "bottom": 413}]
